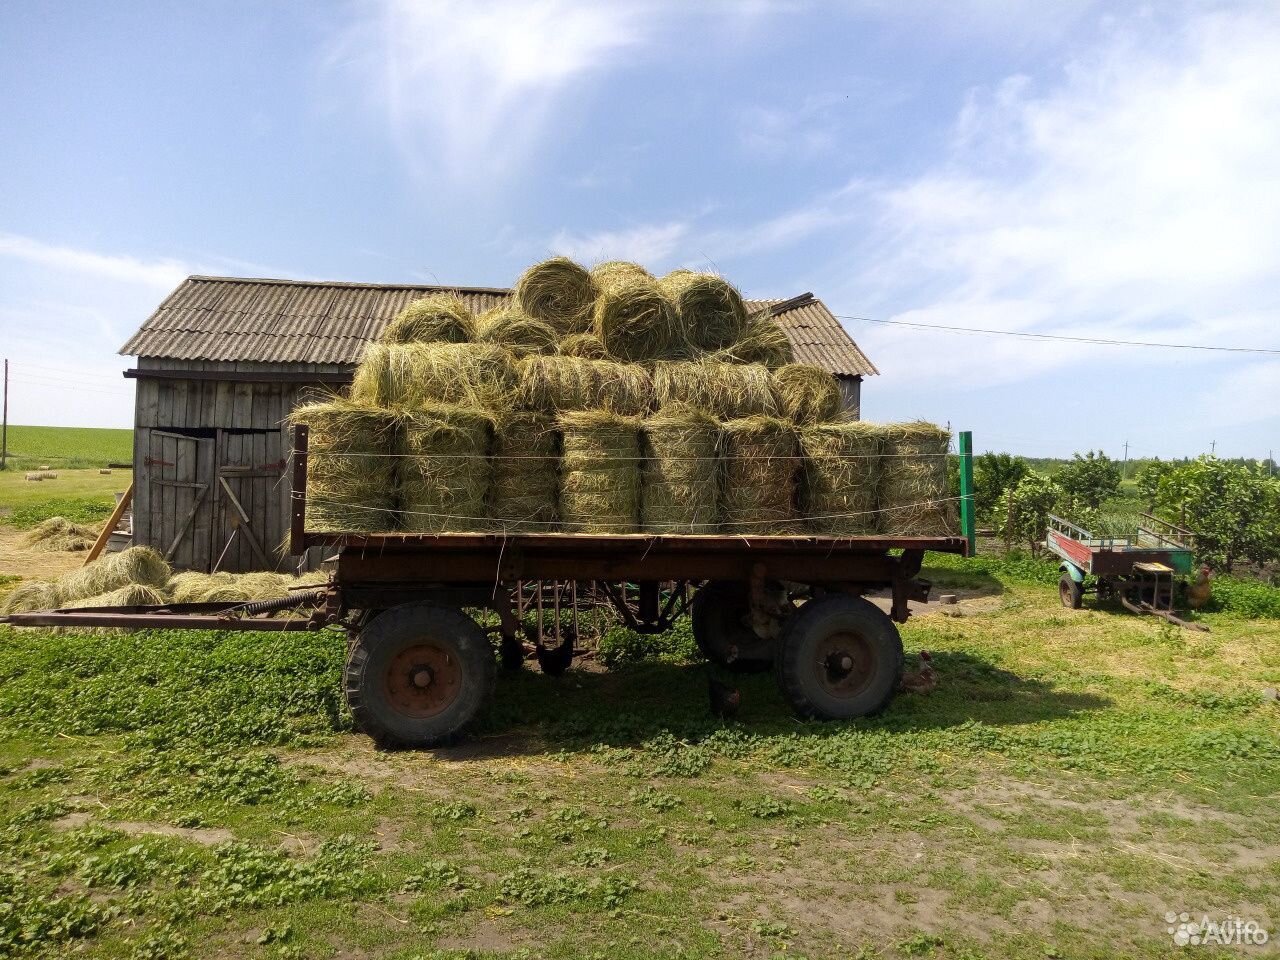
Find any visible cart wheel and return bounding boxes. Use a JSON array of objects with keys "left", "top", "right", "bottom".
[
  {"left": 775, "top": 595, "right": 902, "bottom": 720},
  {"left": 345, "top": 602, "right": 495, "bottom": 749},
  {"left": 1059, "top": 575, "right": 1084, "bottom": 610},
  {"left": 691, "top": 581, "right": 774, "bottom": 673}
]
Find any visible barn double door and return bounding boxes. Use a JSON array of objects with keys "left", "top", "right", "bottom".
[{"left": 143, "top": 429, "right": 287, "bottom": 572}]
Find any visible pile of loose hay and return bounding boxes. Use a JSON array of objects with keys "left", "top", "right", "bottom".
[
  {"left": 515, "top": 355, "right": 653, "bottom": 416},
  {"left": 21, "top": 517, "right": 99, "bottom": 552},
  {"left": 878, "top": 422, "right": 955, "bottom": 536},
  {"left": 349, "top": 342, "right": 515, "bottom": 410},
  {"left": 800, "top": 422, "right": 883, "bottom": 535},
  {"left": 66, "top": 583, "right": 168, "bottom": 609},
  {"left": 721, "top": 416, "right": 799, "bottom": 534},
  {"left": 475, "top": 306, "right": 558, "bottom": 357},
  {"left": 381, "top": 293, "right": 475, "bottom": 344},
  {"left": 0, "top": 581, "right": 64, "bottom": 615},
  {"left": 58, "top": 546, "right": 172, "bottom": 603},
  {"left": 712, "top": 313, "right": 794, "bottom": 368},
  {"left": 166, "top": 570, "right": 328, "bottom": 604},
  {"left": 660, "top": 270, "right": 748, "bottom": 352},
  {"left": 594, "top": 274, "right": 688, "bottom": 362},
  {"left": 515, "top": 257, "right": 596, "bottom": 334},
  {"left": 652, "top": 361, "right": 778, "bottom": 420},
  {"left": 641, "top": 404, "right": 721, "bottom": 534},
  {"left": 399, "top": 405, "right": 494, "bottom": 533},
  {"left": 291, "top": 401, "right": 400, "bottom": 532},
  {"left": 490, "top": 410, "right": 559, "bottom": 532},
  {"left": 772, "top": 363, "right": 844, "bottom": 425},
  {"left": 558, "top": 332, "right": 608, "bottom": 360},
  {"left": 558, "top": 410, "right": 642, "bottom": 534}
]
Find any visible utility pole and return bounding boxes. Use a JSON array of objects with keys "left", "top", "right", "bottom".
[
  {"left": 1122, "top": 440, "right": 1129, "bottom": 480},
  {"left": 1, "top": 359, "right": 7, "bottom": 471},
  {"left": 1210, "top": 440, "right": 1216, "bottom": 455}
]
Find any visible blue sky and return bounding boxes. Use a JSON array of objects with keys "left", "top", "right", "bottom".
[{"left": 1, "top": 0, "right": 1277, "bottom": 461}]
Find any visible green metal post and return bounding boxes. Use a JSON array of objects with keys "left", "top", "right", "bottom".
[{"left": 958, "top": 431, "right": 975, "bottom": 555}]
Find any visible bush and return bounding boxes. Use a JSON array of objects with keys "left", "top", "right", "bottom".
[
  {"left": 1155, "top": 457, "right": 1280, "bottom": 571},
  {"left": 996, "top": 472, "right": 1061, "bottom": 555},
  {"left": 1208, "top": 577, "right": 1280, "bottom": 619}
]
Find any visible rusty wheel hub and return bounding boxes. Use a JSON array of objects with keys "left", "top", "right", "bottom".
[
  {"left": 814, "top": 630, "right": 873, "bottom": 698},
  {"left": 385, "top": 643, "right": 462, "bottom": 718}
]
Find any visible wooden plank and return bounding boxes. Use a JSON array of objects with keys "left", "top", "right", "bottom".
[
  {"left": 161, "top": 433, "right": 178, "bottom": 556},
  {"left": 231, "top": 382, "right": 254, "bottom": 429},
  {"left": 165, "top": 484, "right": 208, "bottom": 563},
  {"left": 219, "top": 475, "right": 270, "bottom": 567},
  {"left": 133, "top": 427, "right": 150, "bottom": 549},
  {"left": 172, "top": 436, "right": 194, "bottom": 567},
  {"left": 193, "top": 438, "right": 215, "bottom": 571},
  {"left": 83, "top": 483, "right": 134, "bottom": 566},
  {"left": 213, "top": 383, "right": 233, "bottom": 425},
  {"left": 136, "top": 380, "right": 160, "bottom": 429}
]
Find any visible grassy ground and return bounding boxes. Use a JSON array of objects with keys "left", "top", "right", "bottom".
[
  {"left": 0, "top": 560, "right": 1276, "bottom": 959},
  {"left": 0, "top": 468, "right": 131, "bottom": 528},
  {"left": 0, "top": 424, "right": 132, "bottom": 471}
]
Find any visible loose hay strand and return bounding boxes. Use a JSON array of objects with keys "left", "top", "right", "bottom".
[
  {"left": 382, "top": 292, "right": 476, "bottom": 344},
  {"left": 515, "top": 257, "right": 596, "bottom": 334}
]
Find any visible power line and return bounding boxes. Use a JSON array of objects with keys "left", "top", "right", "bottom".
[{"left": 836, "top": 314, "right": 1280, "bottom": 355}]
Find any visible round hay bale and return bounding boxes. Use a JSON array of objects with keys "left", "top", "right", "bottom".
[
  {"left": 381, "top": 293, "right": 476, "bottom": 344},
  {"left": 515, "top": 355, "right": 653, "bottom": 416},
  {"left": 558, "top": 410, "right": 641, "bottom": 534},
  {"left": 515, "top": 257, "right": 596, "bottom": 334},
  {"left": 772, "top": 364, "right": 844, "bottom": 425},
  {"left": 59, "top": 546, "right": 171, "bottom": 603},
  {"left": 712, "top": 314, "right": 794, "bottom": 368},
  {"left": 641, "top": 404, "right": 721, "bottom": 534},
  {"left": 590, "top": 260, "right": 653, "bottom": 287},
  {"left": 558, "top": 332, "right": 608, "bottom": 360},
  {"left": 593, "top": 275, "right": 688, "bottom": 362},
  {"left": 721, "top": 416, "right": 800, "bottom": 534},
  {"left": 0, "top": 580, "right": 64, "bottom": 616},
  {"left": 349, "top": 342, "right": 516, "bottom": 411},
  {"left": 66, "top": 583, "right": 169, "bottom": 609},
  {"left": 289, "top": 401, "right": 400, "bottom": 533},
  {"left": 660, "top": 270, "right": 748, "bottom": 351},
  {"left": 398, "top": 405, "right": 494, "bottom": 533},
  {"left": 476, "top": 306, "right": 558, "bottom": 357},
  {"left": 491, "top": 410, "right": 559, "bottom": 532},
  {"left": 652, "top": 361, "right": 778, "bottom": 420},
  {"left": 879, "top": 422, "right": 955, "bottom": 537},
  {"left": 800, "top": 422, "right": 883, "bottom": 535}
]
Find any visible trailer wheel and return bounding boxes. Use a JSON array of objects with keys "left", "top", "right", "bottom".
[
  {"left": 690, "top": 581, "right": 773, "bottom": 673},
  {"left": 345, "top": 603, "right": 495, "bottom": 749},
  {"left": 1059, "top": 575, "right": 1084, "bottom": 609},
  {"left": 775, "top": 595, "right": 902, "bottom": 720}
]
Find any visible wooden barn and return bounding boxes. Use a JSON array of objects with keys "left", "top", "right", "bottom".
[{"left": 119, "top": 276, "right": 879, "bottom": 572}]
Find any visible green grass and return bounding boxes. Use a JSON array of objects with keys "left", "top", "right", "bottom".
[
  {"left": 0, "top": 425, "right": 132, "bottom": 470},
  {"left": 0, "top": 562, "right": 1277, "bottom": 959},
  {"left": 0, "top": 469, "right": 130, "bottom": 528}
]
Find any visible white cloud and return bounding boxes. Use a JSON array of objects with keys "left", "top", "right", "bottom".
[
  {"left": 549, "top": 222, "right": 691, "bottom": 265},
  {"left": 0, "top": 233, "right": 190, "bottom": 290}
]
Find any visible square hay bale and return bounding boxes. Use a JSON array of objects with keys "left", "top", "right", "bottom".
[
  {"left": 515, "top": 257, "right": 597, "bottom": 334},
  {"left": 878, "top": 422, "right": 956, "bottom": 536},
  {"left": 349, "top": 342, "right": 516, "bottom": 411},
  {"left": 721, "top": 416, "right": 800, "bottom": 534},
  {"left": 398, "top": 405, "right": 494, "bottom": 533},
  {"left": 800, "top": 422, "right": 883, "bottom": 535},
  {"left": 491, "top": 410, "right": 560, "bottom": 533},
  {"left": 516, "top": 355, "right": 653, "bottom": 416},
  {"left": 772, "top": 363, "right": 844, "bottom": 425},
  {"left": 652, "top": 361, "right": 778, "bottom": 420},
  {"left": 641, "top": 405, "right": 721, "bottom": 534},
  {"left": 558, "top": 410, "right": 642, "bottom": 534},
  {"left": 290, "top": 401, "right": 400, "bottom": 533},
  {"left": 659, "top": 270, "right": 748, "bottom": 351}
]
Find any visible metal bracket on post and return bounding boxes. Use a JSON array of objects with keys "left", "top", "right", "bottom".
[{"left": 958, "top": 430, "right": 976, "bottom": 556}]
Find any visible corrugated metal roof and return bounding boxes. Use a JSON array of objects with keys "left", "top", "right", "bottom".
[{"left": 120, "top": 276, "right": 877, "bottom": 377}]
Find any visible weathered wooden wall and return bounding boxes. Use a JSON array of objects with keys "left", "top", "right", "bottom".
[{"left": 836, "top": 375, "right": 862, "bottom": 419}]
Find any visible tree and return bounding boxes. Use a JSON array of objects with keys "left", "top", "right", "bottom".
[
  {"left": 1057, "top": 450, "right": 1122, "bottom": 510},
  {"left": 974, "top": 452, "right": 1030, "bottom": 522},
  {"left": 997, "top": 472, "right": 1062, "bottom": 555},
  {"left": 1135, "top": 459, "right": 1174, "bottom": 509},
  {"left": 1155, "top": 457, "right": 1280, "bottom": 571}
]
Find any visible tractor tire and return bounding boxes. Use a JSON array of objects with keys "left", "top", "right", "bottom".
[
  {"left": 1059, "top": 575, "right": 1084, "bottom": 609},
  {"left": 690, "top": 580, "right": 774, "bottom": 673},
  {"left": 345, "top": 602, "right": 495, "bottom": 749},
  {"left": 775, "top": 595, "right": 902, "bottom": 720}
]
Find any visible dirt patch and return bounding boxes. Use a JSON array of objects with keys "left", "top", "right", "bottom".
[
  {"left": 0, "top": 526, "right": 88, "bottom": 581},
  {"left": 435, "top": 917, "right": 536, "bottom": 953},
  {"left": 867, "top": 587, "right": 1003, "bottom": 619},
  {"left": 52, "top": 814, "right": 233, "bottom": 845}
]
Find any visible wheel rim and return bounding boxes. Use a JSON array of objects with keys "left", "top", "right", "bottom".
[
  {"left": 1060, "top": 580, "right": 1073, "bottom": 605},
  {"left": 385, "top": 642, "right": 463, "bottom": 719},
  {"left": 813, "top": 630, "right": 874, "bottom": 699}
]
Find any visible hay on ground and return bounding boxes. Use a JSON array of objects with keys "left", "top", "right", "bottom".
[
  {"left": 168, "top": 571, "right": 236, "bottom": 603},
  {"left": 290, "top": 401, "right": 400, "bottom": 533},
  {"left": 721, "top": 416, "right": 799, "bottom": 534},
  {"left": 166, "top": 570, "right": 326, "bottom": 604},
  {"left": 590, "top": 260, "right": 653, "bottom": 287},
  {"left": 772, "top": 363, "right": 844, "bottom": 425},
  {"left": 515, "top": 355, "right": 653, "bottom": 416},
  {"left": 398, "top": 405, "right": 494, "bottom": 533},
  {"left": 878, "top": 421, "right": 956, "bottom": 537},
  {"left": 800, "top": 422, "right": 883, "bottom": 535},
  {"left": 490, "top": 410, "right": 559, "bottom": 533},
  {"left": 641, "top": 404, "right": 721, "bottom": 534},
  {"left": 515, "top": 257, "right": 596, "bottom": 334},
  {"left": 349, "top": 342, "right": 515, "bottom": 411},
  {"left": 558, "top": 332, "right": 609, "bottom": 360},
  {"left": 558, "top": 410, "right": 641, "bottom": 534},
  {"left": 58, "top": 546, "right": 171, "bottom": 603},
  {"left": 21, "top": 517, "right": 99, "bottom": 552},
  {"left": 0, "top": 580, "right": 64, "bottom": 615},
  {"left": 652, "top": 361, "right": 778, "bottom": 420},
  {"left": 66, "top": 583, "right": 169, "bottom": 609},
  {"left": 593, "top": 275, "right": 688, "bottom": 362},
  {"left": 712, "top": 314, "right": 794, "bottom": 368},
  {"left": 475, "top": 306, "right": 559, "bottom": 357},
  {"left": 660, "top": 270, "right": 748, "bottom": 351},
  {"left": 381, "top": 293, "right": 475, "bottom": 344}
]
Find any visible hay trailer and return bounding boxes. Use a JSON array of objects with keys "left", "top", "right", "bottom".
[{"left": 1, "top": 427, "right": 976, "bottom": 748}]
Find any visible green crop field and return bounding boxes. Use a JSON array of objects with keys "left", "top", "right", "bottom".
[{"left": 0, "top": 424, "right": 133, "bottom": 471}]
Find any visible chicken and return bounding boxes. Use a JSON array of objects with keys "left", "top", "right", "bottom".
[
  {"left": 708, "top": 677, "right": 741, "bottom": 719},
  {"left": 1187, "top": 566, "right": 1213, "bottom": 610},
  {"left": 898, "top": 650, "right": 938, "bottom": 695}
]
